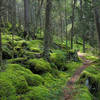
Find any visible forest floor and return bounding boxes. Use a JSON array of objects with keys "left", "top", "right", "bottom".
[{"left": 63, "top": 52, "right": 93, "bottom": 100}]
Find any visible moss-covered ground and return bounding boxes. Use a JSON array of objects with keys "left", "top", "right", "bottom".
[{"left": 0, "top": 31, "right": 99, "bottom": 100}]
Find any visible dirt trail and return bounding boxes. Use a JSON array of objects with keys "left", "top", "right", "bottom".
[{"left": 63, "top": 52, "right": 93, "bottom": 100}]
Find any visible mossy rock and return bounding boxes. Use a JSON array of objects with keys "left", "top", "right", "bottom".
[
  {"left": 66, "top": 49, "right": 79, "bottom": 61},
  {"left": 6, "top": 64, "right": 44, "bottom": 86},
  {"left": 10, "top": 75, "right": 28, "bottom": 94},
  {"left": 50, "top": 50, "right": 66, "bottom": 70},
  {"left": 24, "top": 51, "right": 35, "bottom": 58},
  {"left": 27, "top": 58, "right": 51, "bottom": 73},
  {"left": 0, "top": 71, "right": 28, "bottom": 94},
  {"left": 7, "top": 57, "right": 27, "bottom": 64},
  {"left": 2, "top": 45, "right": 12, "bottom": 59},
  {"left": 23, "top": 73, "right": 44, "bottom": 86},
  {"left": 25, "top": 86, "right": 50, "bottom": 100},
  {"left": 27, "top": 40, "right": 43, "bottom": 53},
  {"left": 0, "top": 79, "right": 16, "bottom": 100}
]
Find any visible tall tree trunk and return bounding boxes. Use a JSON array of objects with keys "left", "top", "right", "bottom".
[
  {"left": 0, "top": 2, "right": 2, "bottom": 71},
  {"left": 43, "top": 0, "right": 52, "bottom": 60},
  {"left": 12, "top": 0, "right": 16, "bottom": 30},
  {"left": 94, "top": 7, "right": 100, "bottom": 51},
  {"left": 80, "top": 0, "right": 85, "bottom": 53},
  {"left": 71, "top": 0, "right": 77, "bottom": 49},
  {"left": 65, "top": 0, "right": 68, "bottom": 48},
  {"left": 7, "top": 0, "right": 12, "bottom": 23},
  {"left": 0, "top": 26, "right": 2, "bottom": 70},
  {"left": 24, "top": 0, "right": 30, "bottom": 38},
  {"left": 12, "top": 0, "right": 16, "bottom": 58}
]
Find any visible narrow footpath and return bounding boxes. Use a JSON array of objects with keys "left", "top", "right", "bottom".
[{"left": 64, "top": 52, "right": 93, "bottom": 100}]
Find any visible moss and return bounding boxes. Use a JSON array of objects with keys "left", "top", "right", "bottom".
[
  {"left": 50, "top": 50, "right": 66, "bottom": 70},
  {"left": 6, "top": 64, "right": 44, "bottom": 86},
  {"left": 24, "top": 86, "right": 50, "bottom": 100},
  {"left": 0, "top": 79, "right": 16, "bottom": 100},
  {"left": 79, "top": 61, "right": 100, "bottom": 99},
  {"left": 85, "top": 56, "right": 98, "bottom": 61},
  {"left": 0, "top": 71, "right": 28, "bottom": 94},
  {"left": 28, "top": 58, "right": 51, "bottom": 73},
  {"left": 74, "top": 85, "right": 93, "bottom": 100},
  {"left": 66, "top": 62, "right": 82, "bottom": 73},
  {"left": 27, "top": 40, "right": 43, "bottom": 53},
  {"left": 42, "top": 72, "right": 67, "bottom": 99},
  {"left": 7, "top": 57, "right": 27, "bottom": 64},
  {"left": 24, "top": 73, "right": 44, "bottom": 86},
  {"left": 24, "top": 51, "right": 35, "bottom": 58},
  {"left": 66, "top": 49, "right": 79, "bottom": 61}
]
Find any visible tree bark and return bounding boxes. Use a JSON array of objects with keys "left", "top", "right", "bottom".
[
  {"left": 0, "top": 2, "right": 2, "bottom": 71},
  {"left": 94, "top": 8, "right": 100, "bottom": 50},
  {"left": 24, "top": 0, "right": 30, "bottom": 38},
  {"left": 71, "top": 0, "right": 77, "bottom": 49},
  {"left": 43, "top": 0, "right": 52, "bottom": 60},
  {"left": 65, "top": 0, "right": 68, "bottom": 48}
]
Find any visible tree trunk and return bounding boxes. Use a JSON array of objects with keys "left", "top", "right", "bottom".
[
  {"left": 43, "top": 0, "right": 52, "bottom": 60},
  {"left": 0, "top": 2, "right": 2, "bottom": 71},
  {"left": 0, "top": 27, "right": 2, "bottom": 70},
  {"left": 65, "top": 0, "right": 68, "bottom": 48},
  {"left": 11, "top": 0, "right": 16, "bottom": 58},
  {"left": 24, "top": 0, "right": 30, "bottom": 38},
  {"left": 71, "top": 0, "right": 77, "bottom": 49},
  {"left": 94, "top": 8, "right": 100, "bottom": 50}
]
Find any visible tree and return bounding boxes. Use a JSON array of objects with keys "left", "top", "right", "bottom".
[
  {"left": 93, "top": 0, "right": 100, "bottom": 52},
  {"left": 65, "top": 0, "right": 68, "bottom": 48},
  {"left": 12, "top": 0, "right": 16, "bottom": 58},
  {"left": 24, "top": 0, "right": 30, "bottom": 38},
  {"left": 71, "top": 0, "right": 77, "bottom": 49},
  {"left": 0, "top": 0, "right": 3, "bottom": 70},
  {"left": 43, "top": 0, "right": 52, "bottom": 60}
]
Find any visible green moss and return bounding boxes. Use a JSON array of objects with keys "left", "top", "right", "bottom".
[
  {"left": 27, "top": 40, "right": 43, "bottom": 53},
  {"left": 7, "top": 57, "right": 27, "bottom": 64},
  {"left": 66, "top": 62, "right": 82, "bottom": 73},
  {"left": 24, "top": 86, "right": 50, "bottom": 100},
  {"left": 0, "top": 71, "right": 28, "bottom": 94},
  {"left": 24, "top": 73, "right": 44, "bottom": 86},
  {"left": 74, "top": 85, "right": 93, "bottom": 100},
  {"left": 28, "top": 58, "right": 51, "bottom": 73},
  {"left": 50, "top": 50, "right": 66, "bottom": 70},
  {"left": 24, "top": 51, "right": 35, "bottom": 58},
  {"left": 86, "top": 56, "right": 98, "bottom": 61},
  {"left": 7, "top": 64, "right": 44, "bottom": 86},
  {"left": 42, "top": 72, "right": 68, "bottom": 99},
  {"left": 0, "top": 79, "right": 16, "bottom": 100}
]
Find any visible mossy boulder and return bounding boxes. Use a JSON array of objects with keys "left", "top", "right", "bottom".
[
  {"left": 27, "top": 58, "right": 51, "bottom": 73},
  {"left": 66, "top": 49, "right": 79, "bottom": 61},
  {"left": 23, "top": 73, "right": 44, "bottom": 86},
  {"left": 27, "top": 40, "right": 43, "bottom": 53},
  {"left": 50, "top": 50, "right": 66, "bottom": 70},
  {"left": 0, "top": 71, "right": 28, "bottom": 94},
  {"left": 0, "top": 64, "right": 45, "bottom": 98},
  {"left": 25, "top": 86, "right": 50, "bottom": 100},
  {"left": 0, "top": 79, "right": 16, "bottom": 100},
  {"left": 6, "top": 64, "right": 44, "bottom": 86}
]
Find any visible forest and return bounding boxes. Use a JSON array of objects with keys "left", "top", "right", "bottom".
[{"left": 0, "top": 0, "right": 100, "bottom": 100}]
